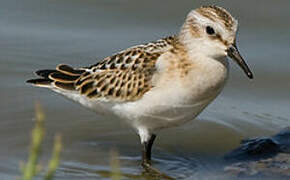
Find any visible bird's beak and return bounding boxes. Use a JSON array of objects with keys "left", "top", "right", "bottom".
[{"left": 226, "top": 44, "right": 253, "bottom": 79}]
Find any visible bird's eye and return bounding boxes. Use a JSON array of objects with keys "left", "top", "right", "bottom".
[{"left": 206, "top": 26, "right": 215, "bottom": 35}]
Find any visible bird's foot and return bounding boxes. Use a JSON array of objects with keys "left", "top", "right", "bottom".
[{"left": 141, "top": 161, "right": 175, "bottom": 180}]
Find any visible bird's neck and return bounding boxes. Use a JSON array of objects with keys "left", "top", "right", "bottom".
[{"left": 174, "top": 35, "right": 228, "bottom": 69}]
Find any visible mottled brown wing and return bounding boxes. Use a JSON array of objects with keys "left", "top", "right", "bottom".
[
  {"left": 27, "top": 36, "right": 176, "bottom": 102},
  {"left": 76, "top": 36, "right": 176, "bottom": 101}
]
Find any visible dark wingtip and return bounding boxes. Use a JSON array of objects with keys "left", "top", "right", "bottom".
[
  {"left": 35, "top": 69, "right": 57, "bottom": 78},
  {"left": 26, "top": 78, "right": 53, "bottom": 85},
  {"left": 49, "top": 71, "right": 79, "bottom": 82},
  {"left": 26, "top": 79, "right": 37, "bottom": 84},
  {"left": 57, "top": 64, "right": 85, "bottom": 75}
]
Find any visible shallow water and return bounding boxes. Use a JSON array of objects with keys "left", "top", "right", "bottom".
[{"left": 0, "top": 0, "right": 290, "bottom": 179}]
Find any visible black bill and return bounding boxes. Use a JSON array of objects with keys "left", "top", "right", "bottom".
[{"left": 227, "top": 44, "right": 253, "bottom": 79}]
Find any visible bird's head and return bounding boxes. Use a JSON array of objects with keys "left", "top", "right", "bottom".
[{"left": 180, "top": 5, "right": 253, "bottom": 79}]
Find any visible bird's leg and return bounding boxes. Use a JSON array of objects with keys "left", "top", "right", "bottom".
[
  {"left": 141, "top": 134, "right": 156, "bottom": 168},
  {"left": 139, "top": 134, "right": 175, "bottom": 179}
]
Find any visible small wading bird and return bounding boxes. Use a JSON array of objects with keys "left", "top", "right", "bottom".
[{"left": 27, "top": 6, "right": 253, "bottom": 170}]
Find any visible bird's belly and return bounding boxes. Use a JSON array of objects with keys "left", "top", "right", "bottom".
[
  {"left": 112, "top": 87, "right": 218, "bottom": 131},
  {"left": 133, "top": 101, "right": 208, "bottom": 130}
]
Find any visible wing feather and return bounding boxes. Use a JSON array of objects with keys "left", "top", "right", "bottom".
[{"left": 27, "top": 36, "right": 177, "bottom": 102}]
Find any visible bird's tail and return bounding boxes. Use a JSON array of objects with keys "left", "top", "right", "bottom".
[{"left": 26, "top": 64, "right": 85, "bottom": 91}]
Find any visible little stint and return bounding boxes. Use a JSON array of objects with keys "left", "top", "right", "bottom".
[{"left": 27, "top": 5, "right": 253, "bottom": 169}]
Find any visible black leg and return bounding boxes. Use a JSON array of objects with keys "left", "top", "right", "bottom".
[
  {"left": 139, "top": 134, "right": 175, "bottom": 180},
  {"left": 141, "top": 134, "right": 156, "bottom": 167}
]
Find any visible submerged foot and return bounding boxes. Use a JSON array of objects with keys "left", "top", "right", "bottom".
[{"left": 141, "top": 161, "right": 175, "bottom": 180}]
